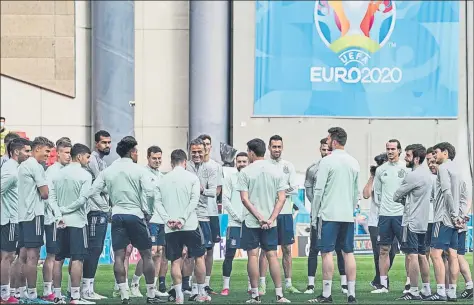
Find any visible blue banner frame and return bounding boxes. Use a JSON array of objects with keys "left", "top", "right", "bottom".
[{"left": 254, "top": 1, "right": 459, "bottom": 118}]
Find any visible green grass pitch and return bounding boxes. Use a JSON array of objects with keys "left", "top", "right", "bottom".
[{"left": 44, "top": 254, "right": 472, "bottom": 304}]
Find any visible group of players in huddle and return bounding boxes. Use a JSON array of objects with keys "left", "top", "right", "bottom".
[{"left": 0, "top": 126, "right": 472, "bottom": 304}]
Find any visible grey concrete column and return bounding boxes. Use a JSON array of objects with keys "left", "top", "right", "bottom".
[
  {"left": 189, "top": 1, "right": 231, "bottom": 161},
  {"left": 91, "top": 1, "right": 135, "bottom": 164}
]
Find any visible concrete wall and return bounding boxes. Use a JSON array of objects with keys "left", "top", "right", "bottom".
[
  {"left": 232, "top": 1, "right": 473, "bottom": 208},
  {"left": 1, "top": 0, "right": 471, "bottom": 185},
  {"left": 0, "top": 1, "right": 91, "bottom": 144},
  {"left": 1, "top": 1, "right": 76, "bottom": 97},
  {"left": 134, "top": 1, "right": 189, "bottom": 170}
]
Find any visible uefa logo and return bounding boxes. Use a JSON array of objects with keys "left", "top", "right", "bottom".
[
  {"left": 314, "top": 0, "right": 396, "bottom": 65},
  {"left": 311, "top": 0, "right": 402, "bottom": 84}
]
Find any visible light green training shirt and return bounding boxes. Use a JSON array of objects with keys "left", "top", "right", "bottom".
[
  {"left": 1, "top": 159, "right": 19, "bottom": 225},
  {"left": 458, "top": 180, "right": 469, "bottom": 233},
  {"left": 393, "top": 165, "right": 432, "bottom": 233},
  {"left": 49, "top": 163, "right": 92, "bottom": 228},
  {"left": 86, "top": 151, "right": 110, "bottom": 212},
  {"left": 144, "top": 165, "right": 164, "bottom": 224},
  {"left": 373, "top": 160, "right": 409, "bottom": 217},
  {"left": 186, "top": 161, "right": 217, "bottom": 221},
  {"left": 206, "top": 159, "right": 223, "bottom": 217},
  {"left": 155, "top": 166, "right": 201, "bottom": 234},
  {"left": 223, "top": 170, "right": 245, "bottom": 228},
  {"left": 269, "top": 158, "right": 298, "bottom": 215},
  {"left": 236, "top": 159, "right": 287, "bottom": 229},
  {"left": 434, "top": 159, "right": 461, "bottom": 228},
  {"left": 18, "top": 157, "right": 48, "bottom": 222},
  {"left": 312, "top": 149, "right": 360, "bottom": 225},
  {"left": 44, "top": 162, "right": 64, "bottom": 225},
  {"left": 88, "top": 158, "right": 155, "bottom": 219}
]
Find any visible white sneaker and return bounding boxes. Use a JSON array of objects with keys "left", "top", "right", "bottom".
[
  {"left": 156, "top": 290, "right": 169, "bottom": 297},
  {"left": 195, "top": 295, "right": 212, "bottom": 302},
  {"left": 82, "top": 291, "right": 102, "bottom": 300},
  {"left": 304, "top": 285, "right": 315, "bottom": 294},
  {"left": 277, "top": 296, "right": 291, "bottom": 303},
  {"left": 130, "top": 284, "right": 143, "bottom": 298},
  {"left": 70, "top": 298, "right": 96, "bottom": 304},
  {"left": 91, "top": 292, "right": 107, "bottom": 299},
  {"left": 371, "top": 287, "right": 389, "bottom": 294},
  {"left": 341, "top": 287, "right": 348, "bottom": 294}
]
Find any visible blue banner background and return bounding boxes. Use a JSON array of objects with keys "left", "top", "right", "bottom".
[{"left": 254, "top": 1, "right": 459, "bottom": 118}]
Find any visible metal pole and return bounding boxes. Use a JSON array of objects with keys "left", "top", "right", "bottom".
[
  {"left": 91, "top": 1, "right": 135, "bottom": 164},
  {"left": 189, "top": 1, "right": 231, "bottom": 161}
]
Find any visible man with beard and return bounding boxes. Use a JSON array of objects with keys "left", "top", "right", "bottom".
[
  {"left": 258, "top": 135, "right": 300, "bottom": 295},
  {"left": 372, "top": 139, "right": 409, "bottom": 294},
  {"left": 87, "top": 136, "right": 161, "bottom": 304},
  {"left": 184, "top": 138, "right": 216, "bottom": 301},
  {"left": 42, "top": 140, "right": 72, "bottom": 301},
  {"left": 220, "top": 152, "right": 248, "bottom": 296},
  {"left": 304, "top": 138, "right": 348, "bottom": 294},
  {"left": 238, "top": 138, "right": 289, "bottom": 303},
  {"left": 392, "top": 144, "right": 432, "bottom": 300},
  {"left": 308, "top": 127, "right": 359, "bottom": 304},
  {"left": 197, "top": 134, "right": 223, "bottom": 294},
  {"left": 424, "top": 142, "right": 462, "bottom": 302},
  {"left": 363, "top": 152, "right": 398, "bottom": 289},
  {"left": 82, "top": 130, "right": 112, "bottom": 300},
  {"left": 0, "top": 138, "right": 31, "bottom": 304}
]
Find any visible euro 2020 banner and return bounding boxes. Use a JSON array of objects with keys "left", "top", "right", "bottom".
[{"left": 254, "top": 1, "right": 459, "bottom": 118}]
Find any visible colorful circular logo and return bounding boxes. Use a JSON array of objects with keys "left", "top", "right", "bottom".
[{"left": 314, "top": 1, "right": 396, "bottom": 54}]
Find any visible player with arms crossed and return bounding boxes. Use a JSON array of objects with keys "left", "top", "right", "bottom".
[
  {"left": 17, "top": 137, "right": 54, "bottom": 304},
  {"left": 424, "top": 142, "right": 462, "bottom": 302},
  {"left": 49, "top": 144, "right": 94, "bottom": 304},
  {"left": 197, "top": 134, "right": 223, "bottom": 294},
  {"left": 308, "top": 127, "right": 359, "bottom": 304},
  {"left": 237, "top": 138, "right": 290, "bottom": 303},
  {"left": 304, "top": 138, "right": 347, "bottom": 295},
  {"left": 392, "top": 144, "right": 432, "bottom": 300},
  {"left": 155, "top": 149, "right": 208, "bottom": 304},
  {"left": 0, "top": 138, "right": 31, "bottom": 304},
  {"left": 220, "top": 152, "right": 249, "bottom": 296},
  {"left": 82, "top": 130, "right": 112, "bottom": 300},
  {"left": 87, "top": 137, "right": 161, "bottom": 304}
]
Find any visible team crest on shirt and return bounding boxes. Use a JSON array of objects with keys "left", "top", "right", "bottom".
[
  {"left": 100, "top": 217, "right": 106, "bottom": 224},
  {"left": 231, "top": 239, "right": 236, "bottom": 246},
  {"left": 151, "top": 236, "right": 156, "bottom": 242},
  {"left": 398, "top": 169, "right": 406, "bottom": 178},
  {"left": 283, "top": 165, "right": 289, "bottom": 174}
]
